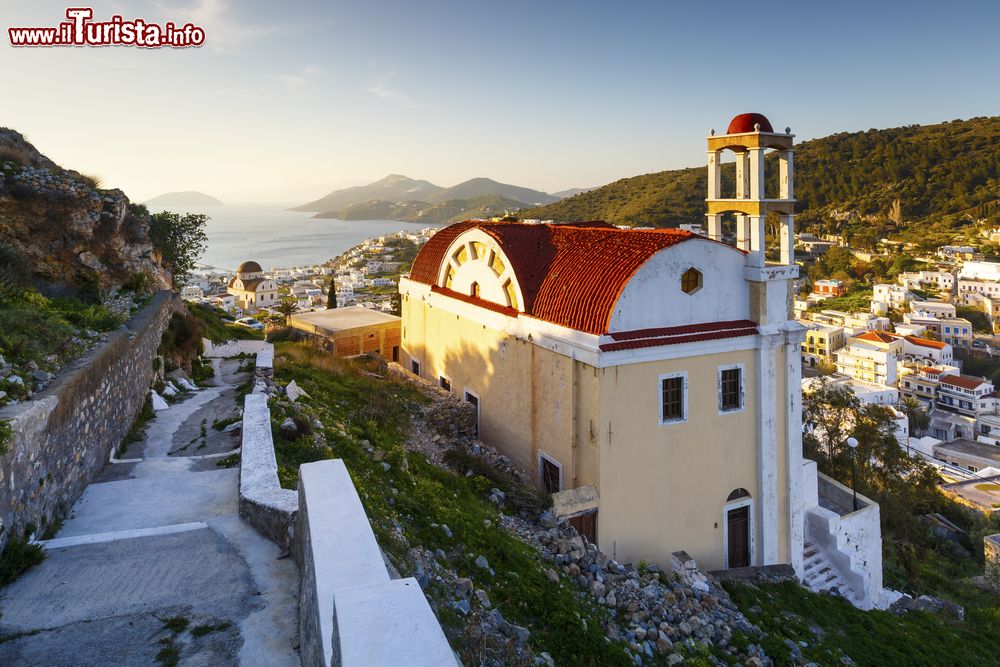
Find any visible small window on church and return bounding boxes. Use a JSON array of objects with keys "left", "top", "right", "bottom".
[
  {"left": 681, "top": 268, "right": 702, "bottom": 294},
  {"left": 445, "top": 266, "right": 455, "bottom": 289},
  {"left": 490, "top": 252, "right": 505, "bottom": 276},
  {"left": 470, "top": 282, "right": 480, "bottom": 298},
  {"left": 471, "top": 242, "right": 488, "bottom": 260},
  {"left": 504, "top": 279, "right": 518, "bottom": 310},
  {"left": 454, "top": 245, "right": 469, "bottom": 265}
]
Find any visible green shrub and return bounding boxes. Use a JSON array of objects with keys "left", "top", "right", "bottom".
[{"left": 0, "top": 537, "right": 45, "bottom": 586}]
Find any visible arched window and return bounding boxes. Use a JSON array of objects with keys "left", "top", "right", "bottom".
[
  {"left": 470, "top": 282, "right": 480, "bottom": 298},
  {"left": 727, "top": 488, "right": 750, "bottom": 501}
]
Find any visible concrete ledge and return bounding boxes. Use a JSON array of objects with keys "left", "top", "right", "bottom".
[
  {"left": 239, "top": 392, "right": 297, "bottom": 550},
  {"left": 297, "top": 459, "right": 456, "bottom": 667},
  {"left": 336, "top": 578, "right": 457, "bottom": 667}
]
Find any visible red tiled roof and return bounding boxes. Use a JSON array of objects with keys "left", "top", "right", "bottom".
[
  {"left": 855, "top": 331, "right": 900, "bottom": 344},
  {"left": 940, "top": 374, "right": 990, "bottom": 390},
  {"left": 410, "top": 221, "right": 728, "bottom": 334},
  {"left": 429, "top": 285, "right": 520, "bottom": 318},
  {"left": 904, "top": 335, "right": 947, "bottom": 350},
  {"left": 600, "top": 321, "right": 758, "bottom": 352},
  {"left": 920, "top": 366, "right": 944, "bottom": 375}
]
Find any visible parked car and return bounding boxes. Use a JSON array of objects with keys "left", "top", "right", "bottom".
[{"left": 235, "top": 317, "right": 264, "bottom": 331}]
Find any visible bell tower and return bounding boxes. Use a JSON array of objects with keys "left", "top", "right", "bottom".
[{"left": 705, "top": 113, "right": 795, "bottom": 269}]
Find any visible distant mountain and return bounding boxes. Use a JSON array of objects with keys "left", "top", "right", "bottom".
[
  {"left": 520, "top": 116, "right": 1000, "bottom": 247},
  {"left": 428, "top": 178, "right": 559, "bottom": 206},
  {"left": 144, "top": 191, "right": 223, "bottom": 208},
  {"left": 314, "top": 194, "right": 527, "bottom": 226},
  {"left": 290, "top": 174, "right": 443, "bottom": 212},
  {"left": 551, "top": 187, "right": 595, "bottom": 199},
  {"left": 294, "top": 173, "right": 560, "bottom": 222}
]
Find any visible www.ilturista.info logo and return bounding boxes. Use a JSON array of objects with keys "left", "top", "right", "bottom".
[{"left": 8, "top": 8, "right": 205, "bottom": 48}]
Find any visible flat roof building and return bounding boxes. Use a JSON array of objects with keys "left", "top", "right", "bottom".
[{"left": 289, "top": 306, "right": 401, "bottom": 360}]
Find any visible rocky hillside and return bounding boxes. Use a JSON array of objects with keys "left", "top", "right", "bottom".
[
  {"left": 520, "top": 116, "right": 1000, "bottom": 235},
  {"left": 0, "top": 129, "right": 170, "bottom": 292}
]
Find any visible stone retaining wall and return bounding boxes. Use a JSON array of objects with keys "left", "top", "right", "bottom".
[{"left": 0, "top": 291, "right": 182, "bottom": 551}]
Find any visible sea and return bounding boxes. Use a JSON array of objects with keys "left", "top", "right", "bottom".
[{"left": 157, "top": 203, "right": 439, "bottom": 273}]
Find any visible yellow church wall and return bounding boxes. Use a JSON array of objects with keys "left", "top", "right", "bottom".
[
  {"left": 401, "top": 295, "right": 599, "bottom": 487},
  {"left": 594, "top": 348, "right": 779, "bottom": 572}
]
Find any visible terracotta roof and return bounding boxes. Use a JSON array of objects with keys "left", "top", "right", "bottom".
[
  {"left": 600, "top": 321, "right": 758, "bottom": 352},
  {"left": 727, "top": 113, "right": 774, "bottom": 134},
  {"left": 854, "top": 331, "right": 900, "bottom": 344},
  {"left": 237, "top": 260, "right": 262, "bottom": 273},
  {"left": 430, "top": 285, "right": 520, "bottom": 318},
  {"left": 940, "top": 375, "right": 990, "bottom": 390},
  {"left": 228, "top": 277, "right": 267, "bottom": 291},
  {"left": 920, "top": 366, "right": 944, "bottom": 375},
  {"left": 410, "top": 221, "right": 724, "bottom": 335},
  {"left": 904, "top": 335, "right": 947, "bottom": 350}
]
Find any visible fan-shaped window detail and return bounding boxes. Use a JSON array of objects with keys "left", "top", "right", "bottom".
[
  {"left": 490, "top": 253, "right": 506, "bottom": 277},
  {"left": 727, "top": 488, "right": 750, "bottom": 501},
  {"left": 445, "top": 266, "right": 455, "bottom": 289},
  {"left": 471, "top": 241, "right": 488, "bottom": 260},
  {"left": 454, "top": 245, "right": 469, "bottom": 265},
  {"left": 504, "top": 279, "right": 518, "bottom": 310}
]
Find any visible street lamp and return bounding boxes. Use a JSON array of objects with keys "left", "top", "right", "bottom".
[{"left": 847, "top": 436, "right": 859, "bottom": 512}]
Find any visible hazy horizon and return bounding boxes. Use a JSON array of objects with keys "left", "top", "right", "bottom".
[{"left": 3, "top": 1, "right": 998, "bottom": 204}]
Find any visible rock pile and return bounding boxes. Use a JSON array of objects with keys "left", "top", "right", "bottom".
[{"left": 524, "top": 511, "right": 771, "bottom": 665}]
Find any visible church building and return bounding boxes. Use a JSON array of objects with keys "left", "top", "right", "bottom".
[
  {"left": 398, "top": 114, "right": 888, "bottom": 607},
  {"left": 227, "top": 260, "right": 278, "bottom": 312}
]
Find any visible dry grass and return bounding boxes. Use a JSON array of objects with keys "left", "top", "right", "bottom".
[
  {"left": 76, "top": 173, "right": 103, "bottom": 189},
  {"left": 0, "top": 145, "right": 31, "bottom": 167}
]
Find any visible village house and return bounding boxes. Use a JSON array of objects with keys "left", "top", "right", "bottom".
[
  {"left": 398, "top": 114, "right": 890, "bottom": 608},
  {"left": 226, "top": 261, "right": 278, "bottom": 312}
]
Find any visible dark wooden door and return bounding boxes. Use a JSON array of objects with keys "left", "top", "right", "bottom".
[
  {"left": 464, "top": 392, "right": 479, "bottom": 437},
  {"left": 568, "top": 511, "right": 597, "bottom": 544},
  {"left": 541, "top": 457, "right": 561, "bottom": 494},
  {"left": 727, "top": 505, "right": 750, "bottom": 568}
]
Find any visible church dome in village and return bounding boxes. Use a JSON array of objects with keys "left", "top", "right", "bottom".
[
  {"left": 237, "top": 260, "right": 263, "bottom": 274},
  {"left": 726, "top": 112, "right": 773, "bottom": 134}
]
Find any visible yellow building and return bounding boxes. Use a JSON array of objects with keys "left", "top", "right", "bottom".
[
  {"left": 399, "top": 113, "right": 814, "bottom": 573},
  {"left": 289, "top": 306, "right": 401, "bottom": 359},
  {"left": 227, "top": 261, "right": 277, "bottom": 312},
  {"left": 800, "top": 322, "right": 846, "bottom": 368}
]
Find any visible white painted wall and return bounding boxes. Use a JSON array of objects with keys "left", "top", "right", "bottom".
[{"left": 608, "top": 240, "right": 749, "bottom": 332}]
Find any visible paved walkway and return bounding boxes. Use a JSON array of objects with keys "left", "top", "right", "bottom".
[{"left": 0, "top": 360, "right": 299, "bottom": 666}]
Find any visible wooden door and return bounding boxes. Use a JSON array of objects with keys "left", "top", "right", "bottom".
[
  {"left": 727, "top": 505, "right": 750, "bottom": 568},
  {"left": 568, "top": 511, "right": 597, "bottom": 544}
]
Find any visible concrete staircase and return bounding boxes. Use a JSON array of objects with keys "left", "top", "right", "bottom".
[{"left": 802, "top": 539, "right": 863, "bottom": 607}]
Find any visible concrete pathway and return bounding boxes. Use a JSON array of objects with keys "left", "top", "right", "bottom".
[{"left": 0, "top": 360, "right": 299, "bottom": 666}]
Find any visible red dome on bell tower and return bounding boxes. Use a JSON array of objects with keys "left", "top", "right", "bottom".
[{"left": 726, "top": 113, "right": 773, "bottom": 134}]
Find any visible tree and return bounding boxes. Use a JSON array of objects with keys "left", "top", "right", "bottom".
[
  {"left": 148, "top": 211, "right": 208, "bottom": 288},
  {"left": 326, "top": 280, "right": 337, "bottom": 309},
  {"left": 389, "top": 291, "right": 402, "bottom": 317},
  {"left": 898, "top": 396, "right": 930, "bottom": 437},
  {"left": 275, "top": 297, "right": 297, "bottom": 324}
]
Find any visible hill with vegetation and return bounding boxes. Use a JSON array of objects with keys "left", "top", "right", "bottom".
[
  {"left": 313, "top": 193, "right": 527, "bottom": 225},
  {"left": 520, "top": 116, "right": 1000, "bottom": 247},
  {"left": 293, "top": 174, "right": 559, "bottom": 221}
]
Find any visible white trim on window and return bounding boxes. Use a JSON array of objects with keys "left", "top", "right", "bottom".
[
  {"left": 658, "top": 371, "right": 688, "bottom": 425},
  {"left": 537, "top": 451, "right": 563, "bottom": 493},
  {"left": 717, "top": 363, "right": 747, "bottom": 415},
  {"left": 723, "top": 497, "right": 754, "bottom": 569}
]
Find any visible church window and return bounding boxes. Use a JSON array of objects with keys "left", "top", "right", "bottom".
[
  {"left": 660, "top": 373, "right": 687, "bottom": 423},
  {"left": 681, "top": 268, "right": 703, "bottom": 294},
  {"left": 491, "top": 252, "right": 506, "bottom": 276},
  {"left": 503, "top": 279, "right": 518, "bottom": 310}
]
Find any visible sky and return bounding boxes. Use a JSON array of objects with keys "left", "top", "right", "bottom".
[{"left": 2, "top": 0, "right": 998, "bottom": 204}]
